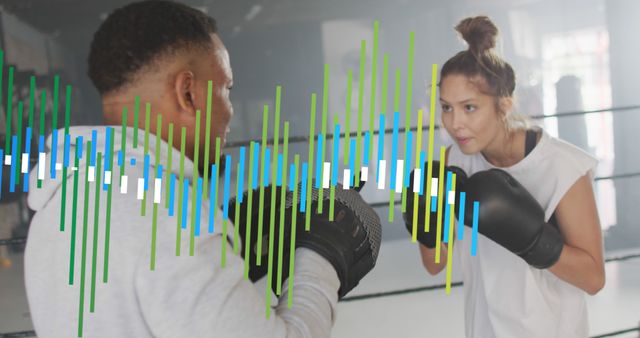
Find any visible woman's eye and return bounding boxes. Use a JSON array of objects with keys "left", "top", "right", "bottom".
[
  {"left": 441, "top": 104, "right": 452, "bottom": 112},
  {"left": 465, "top": 104, "right": 476, "bottom": 112}
]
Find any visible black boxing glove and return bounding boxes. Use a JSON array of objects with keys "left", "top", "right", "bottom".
[{"left": 463, "top": 169, "right": 564, "bottom": 269}]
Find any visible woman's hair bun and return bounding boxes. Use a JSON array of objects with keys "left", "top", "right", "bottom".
[{"left": 455, "top": 16, "right": 498, "bottom": 55}]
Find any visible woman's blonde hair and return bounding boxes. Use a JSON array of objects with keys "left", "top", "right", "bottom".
[{"left": 440, "top": 16, "right": 532, "bottom": 137}]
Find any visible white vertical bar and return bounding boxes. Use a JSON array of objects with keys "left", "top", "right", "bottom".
[
  {"left": 55, "top": 162, "right": 62, "bottom": 171},
  {"left": 343, "top": 169, "right": 351, "bottom": 189},
  {"left": 137, "top": 178, "right": 144, "bottom": 200},
  {"left": 4, "top": 154, "right": 11, "bottom": 165},
  {"left": 431, "top": 178, "right": 439, "bottom": 196},
  {"left": 448, "top": 190, "right": 455, "bottom": 204},
  {"left": 361, "top": 166, "right": 368, "bottom": 182},
  {"left": 154, "top": 178, "right": 162, "bottom": 204},
  {"left": 37, "top": 152, "right": 46, "bottom": 180},
  {"left": 377, "top": 160, "right": 386, "bottom": 190},
  {"left": 413, "top": 168, "right": 422, "bottom": 193},
  {"left": 395, "top": 160, "right": 404, "bottom": 193},
  {"left": 120, "top": 175, "right": 128, "bottom": 194},
  {"left": 21, "top": 154, "right": 29, "bottom": 173},
  {"left": 322, "top": 162, "right": 331, "bottom": 188},
  {"left": 88, "top": 166, "right": 96, "bottom": 182},
  {"left": 104, "top": 171, "right": 112, "bottom": 185}
]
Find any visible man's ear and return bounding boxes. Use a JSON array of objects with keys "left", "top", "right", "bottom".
[{"left": 174, "top": 70, "right": 197, "bottom": 115}]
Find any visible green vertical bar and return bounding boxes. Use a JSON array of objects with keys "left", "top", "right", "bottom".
[
  {"left": 176, "top": 127, "right": 186, "bottom": 256},
  {"left": 119, "top": 107, "right": 127, "bottom": 180},
  {"left": 401, "top": 32, "right": 415, "bottom": 213},
  {"left": 411, "top": 109, "right": 424, "bottom": 240},
  {"left": 305, "top": 94, "right": 317, "bottom": 231},
  {"left": 165, "top": 123, "right": 174, "bottom": 209},
  {"left": 15, "top": 102, "right": 23, "bottom": 185},
  {"left": 243, "top": 141, "right": 255, "bottom": 279},
  {"left": 369, "top": 21, "right": 379, "bottom": 161},
  {"left": 28, "top": 76, "right": 36, "bottom": 129},
  {"left": 141, "top": 103, "right": 151, "bottom": 216},
  {"left": 318, "top": 65, "right": 329, "bottom": 213},
  {"left": 266, "top": 87, "right": 282, "bottom": 309},
  {"left": 388, "top": 69, "right": 402, "bottom": 222},
  {"left": 151, "top": 115, "right": 162, "bottom": 269},
  {"left": 276, "top": 122, "right": 289, "bottom": 296},
  {"left": 190, "top": 110, "right": 201, "bottom": 257},
  {"left": 4, "top": 67, "right": 13, "bottom": 153},
  {"left": 256, "top": 106, "right": 269, "bottom": 266},
  {"left": 355, "top": 40, "right": 366, "bottom": 187},
  {"left": 203, "top": 81, "right": 213, "bottom": 198},
  {"left": 0, "top": 51, "right": 3, "bottom": 129},
  {"left": 64, "top": 85, "right": 71, "bottom": 135},
  {"left": 102, "top": 129, "right": 115, "bottom": 283},
  {"left": 287, "top": 155, "right": 299, "bottom": 308},
  {"left": 329, "top": 115, "right": 338, "bottom": 221},
  {"left": 213, "top": 137, "right": 221, "bottom": 218},
  {"left": 233, "top": 166, "right": 242, "bottom": 255},
  {"left": 381, "top": 55, "right": 389, "bottom": 115},
  {"left": 90, "top": 151, "right": 102, "bottom": 312},
  {"left": 68, "top": 143, "right": 81, "bottom": 284},
  {"left": 344, "top": 71, "right": 352, "bottom": 165},
  {"left": 77, "top": 139, "right": 92, "bottom": 337},
  {"left": 424, "top": 64, "right": 439, "bottom": 235},
  {"left": 133, "top": 96, "right": 140, "bottom": 148}
]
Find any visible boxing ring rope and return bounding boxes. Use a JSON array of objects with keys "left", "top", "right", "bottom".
[{"left": 223, "top": 104, "right": 640, "bottom": 149}]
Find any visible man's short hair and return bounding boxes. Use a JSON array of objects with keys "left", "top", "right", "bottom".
[{"left": 88, "top": 0, "right": 218, "bottom": 95}]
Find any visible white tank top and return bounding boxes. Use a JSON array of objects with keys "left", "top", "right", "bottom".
[{"left": 448, "top": 128, "right": 598, "bottom": 338}]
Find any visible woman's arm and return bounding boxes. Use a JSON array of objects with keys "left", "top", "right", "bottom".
[{"left": 548, "top": 174, "right": 605, "bottom": 295}]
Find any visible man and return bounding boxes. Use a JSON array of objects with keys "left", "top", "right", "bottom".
[{"left": 24, "top": 1, "right": 380, "bottom": 337}]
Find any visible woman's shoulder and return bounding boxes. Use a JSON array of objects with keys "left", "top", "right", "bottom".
[{"left": 539, "top": 129, "right": 598, "bottom": 177}]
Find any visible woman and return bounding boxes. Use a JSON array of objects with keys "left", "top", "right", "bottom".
[{"left": 404, "top": 16, "right": 605, "bottom": 337}]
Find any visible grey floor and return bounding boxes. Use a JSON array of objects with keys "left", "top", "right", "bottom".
[{"left": 2, "top": 226, "right": 640, "bottom": 337}]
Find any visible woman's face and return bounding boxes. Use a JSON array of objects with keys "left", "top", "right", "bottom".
[{"left": 439, "top": 73, "right": 504, "bottom": 155}]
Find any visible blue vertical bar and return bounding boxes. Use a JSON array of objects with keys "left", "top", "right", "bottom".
[
  {"left": 143, "top": 154, "right": 150, "bottom": 191},
  {"left": 471, "top": 201, "right": 480, "bottom": 256},
  {"left": 222, "top": 154, "right": 231, "bottom": 220},
  {"left": 376, "top": 113, "right": 385, "bottom": 183},
  {"left": 431, "top": 196, "right": 438, "bottom": 212},
  {"left": 300, "top": 163, "right": 308, "bottom": 212},
  {"left": 314, "top": 134, "right": 323, "bottom": 189},
  {"left": 237, "top": 147, "right": 246, "bottom": 202},
  {"left": 10, "top": 136, "right": 17, "bottom": 192},
  {"left": 442, "top": 171, "right": 452, "bottom": 244},
  {"left": 195, "top": 177, "right": 203, "bottom": 237},
  {"left": 332, "top": 124, "right": 340, "bottom": 186},
  {"left": 208, "top": 163, "right": 217, "bottom": 233},
  {"left": 457, "top": 192, "right": 466, "bottom": 241},
  {"left": 289, "top": 164, "right": 296, "bottom": 191},
  {"left": 23, "top": 128, "right": 33, "bottom": 192},
  {"left": 403, "top": 131, "right": 413, "bottom": 187},
  {"left": 50, "top": 129, "right": 58, "bottom": 179},
  {"left": 90, "top": 130, "right": 97, "bottom": 166},
  {"left": 276, "top": 153, "right": 283, "bottom": 187},
  {"left": 103, "top": 127, "right": 113, "bottom": 191},
  {"left": 118, "top": 150, "right": 123, "bottom": 167},
  {"left": 168, "top": 173, "right": 176, "bottom": 216},
  {"left": 263, "top": 148, "right": 271, "bottom": 187},
  {"left": 363, "top": 131, "right": 370, "bottom": 166},
  {"left": 419, "top": 151, "right": 426, "bottom": 195},
  {"left": 63, "top": 133, "right": 71, "bottom": 168},
  {"left": 390, "top": 112, "right": 399, "bottom": 189},
  {"left": 77, "top": 136, "right": 84, "bottom": 159},
  {"left": 76, "top": 136, "right": 82, "bottom": 160},
  {"left": 349, "top": 139, "right": 356, "bottom": 187},
  {"left": 252, "top": 143, "right": 259, "bottom": 190},
  {"left": 181, "top": 178, "right": 190, "bottom": 229}
]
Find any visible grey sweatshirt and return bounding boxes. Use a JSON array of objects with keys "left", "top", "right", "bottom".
[{"left": 24, "top": 126, "right": 340, "bottom": 338}]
